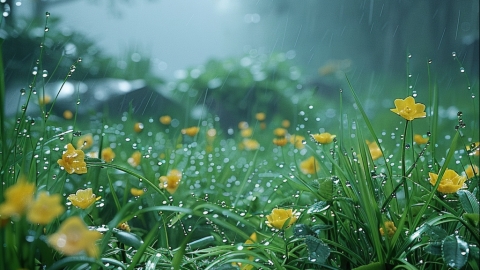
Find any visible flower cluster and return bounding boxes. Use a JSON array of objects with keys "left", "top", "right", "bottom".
[{"left": 0, "top": 176, "right": 64, "bottom": 225}]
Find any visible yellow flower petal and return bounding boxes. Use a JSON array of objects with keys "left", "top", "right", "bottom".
[
  {"left": 414, "top": 134, "right": 429, "bottom": 145},
  {"left": 300, "top": 156, "right": 320, "bottom": 174},
  {"left": 68, "top": 188, "right": 99, "bottom": 209},
  {"left": 159, "top": 115, "right": 172, "bottom": 125},
  {"left": 101, "top": 147, "right": 116, "bottom": 163},
  {"left": 310, "top": 132, "right": 336, "bottom": 144},
  {"left": 27, "top": 192, "right": 65, "bottom": 225},
  {"left": 0, "top": 176, "right": 35, "bottom": 219},
  {"left": 159, "top": 169, "right": 182, "bottom": 194},
  {"left": 265, "top": 208, "right": 298, "bottom": 229},
  {"left": 390, "top": 96, "right": 426, "bottom": 121},
  {"left": 429, "top": 169, "right": 467, "bottom": 193},
  {"left": 47, "top": 216, "right": 102, "bottom": 257},
  {"left": 57, "top": 143, "right": 88, "bottom": 174},
  {"left": 367, "top": 140, "right": 383, "bottom": 161}
]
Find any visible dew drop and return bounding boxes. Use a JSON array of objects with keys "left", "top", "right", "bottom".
[
  {"left": 460, "top": 67, "right": 465, "bottom": 73},
  {"left": 42, "top": 70, "right": 48, "bottom": 78},
  {"left": 452, "top": 52, "right": 456, "bottom": 57}
]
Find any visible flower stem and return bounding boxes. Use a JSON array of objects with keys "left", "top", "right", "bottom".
[{"left": 401, "top": 120, "right": 411, "bottom": 224}]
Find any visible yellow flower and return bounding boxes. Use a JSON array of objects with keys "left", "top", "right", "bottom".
[
  {"left": 240, "top": 127, "right": 253, "bottom": 138},
  {"left": 27, "top": 192, "right": 65, "bottom": 225},
  {"left": 282, "top": 119, "right": 290, "bottom": 128},
  {"left": 181, "top": 126, "right": 200, "bottom": 137},
  {"left": 47, "top": 216, "right": 102, "bottom": 257},
  {"left": 241, "top": 139, "right": 260, "bottom": 151},
  {"left": 0, "top": 176, "right": 35, "bottom": 219},
  {"left": 118, "top": 222, "right": 131, "bottom": 232},
  {"left": 300, "top": 156, "right": 320, "bottom": 174},
  {"left": 390, "top": 96, "right": 426, "bottom": 121},
  {"left": 464, "top": 165, "right": 479, "bottom": 179},
  {"left": 159, "top": 169, "right": 182, "bottom": 194},
  {"left": 266, "top": 208, "right": 298, "bottom": 229},
  {"left": 273, "top": 137, "right": 288, "bottom": 147},
  {"left": 128, "top": 151, "right": 142, "bottom": 167},
  {"left": 39, "top": 94, "right": 52, "bottom": 105},
  {"left": 76, "top": 134, "right": 94, "bottom": 150},
  {"left": 466, "top": 142, "right": 479, "bottom": 156},
  {"left": 159, "top": 115, "right": 172, "bottom": 125},
  {"left": 238, "top": 121, "right": 249, "bottom": 130},
  {"left": 289, "top": 134, "right": 305, "bottom": 149},
  {"left": 57, "top": 143, "right": 88, "bottom": 174},
  {"left": 273, "top": 128, "right": 287, "bottom": 137},
  {"left": 67, "top": 188, "right": 100, "bottom": 209},
  {"left": 429, "top": 169, "right": 467, "bottom": 193},
  {"left": 63, "top": 110, "right": 73, "bottom": 120},
  {"left": 367, "top": 140, "right": 383, "bottom": 161},
  {"left": 414, "top": 134, "right": 429, "bottom": 145},
  {"left": 311, "top": 132, "right": 336, "bottom": 144},
  {"left": 101, "top": 147, "right": 115, "bottom": 163},
  {"left": 255, "top": 112, "right": 266, "bottom": 121},
  {"left": 379, "top": 221, "right": 397, "bottom": 238},
  {"left": 134, "top": 122, "right": 144, "bottom": 133},
  {"left": 130, "top": 187, "right": 145, "bottom": 197},
  {"left": 234, "top": 232, "right": 257, "bottom": 270}
]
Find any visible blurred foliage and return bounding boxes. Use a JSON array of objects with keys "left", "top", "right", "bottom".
[
  {"left": 2, "top": 16, "right": 163, "bottom": 87},
  {"left": 168, "top": 52, "right": 342, "bottom": 130}
]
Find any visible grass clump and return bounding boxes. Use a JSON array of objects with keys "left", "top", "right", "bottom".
[{"left": 0, "top": 13, "right": 479, "bottom": 270}]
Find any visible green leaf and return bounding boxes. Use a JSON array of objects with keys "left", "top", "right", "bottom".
[
  {"left": 305, "top": 235, "right": 330, "bottom": 264},
  {"left": 318, "top": 178, "right": 334, "bottom": 201},
  {"left": 442, "top": 235, "right": 469, "bottom": 269},
  {"left": 113, "top": 228, "right": 143, "bottom": 249},
  {"left": 457, "top": 190, "right": 479, "bottom": 214},
  {"left": 187, "top": 236, "right": 215, "bottom": 250},
  {"left": 353, "top": 262, "right": 388, "bottom": 270},
  {"left": 462, "top": 213, "right": 480, "bottom": 227},
  {"left": 424, "top": 242, "right": 442, "bottom": 256},
  {"left": 307, "top": 201, "right": 330, "bottom": 214},
  {"left": 425, "top": 224, "right": 448, "bottom": 241},
  {"left": 293, "top": 224, "right": 315, "bottom": 238},
  {"left": 470, "top": 245, "right": 480, "bottom": 260}
]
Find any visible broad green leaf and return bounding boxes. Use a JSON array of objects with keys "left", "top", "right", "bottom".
[
  {"left": 305, "top": 235, "right": 330, "bottom": 264},
  {"left": 307, "top": 201, "right": 330, "bottom": 214},
  {"left": 318, "top": 178, "right": 334, "bottom": 201},
  {"left": 442, "top": 235, "right": 469, "bottom": 269},
  {"left": 353, "top": 262, "right": 388, "bottom": 270},
  {"left": 293, "top": 224, "right": 315, "bottom": 238},
  {"left": 113, "top": 229, "right": 143, "bottom": 249},
  {"left": 424, "top": 242, "right": 442, "bottom": 256},
  {"left": 470, "top": 245, "right": 480, "bottom": 260},
  {"left": 425, "top": 224, "right": 448, "bottom": 241},
  {"left": 462, "top": 213, "right": 480, "bottom": 227},
  {"left": 457, "top": 190, "right": 479, "bottom": 214}
]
